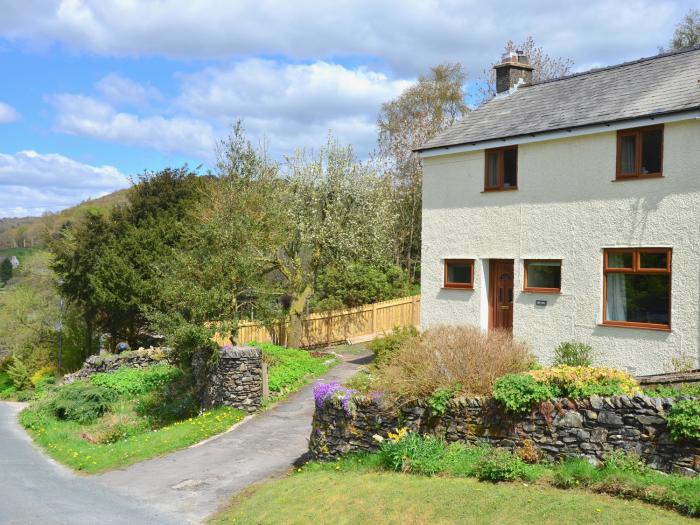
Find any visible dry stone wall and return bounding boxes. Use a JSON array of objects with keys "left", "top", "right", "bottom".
[
  {"left": 310, "top": 394, "right": 700, "bottom": 476},
  {"left": 192, "top": 346, "right": 264, "bottom": 413},
  {"left": 63, "top": 347, "right": 170, "bottom": 384}
]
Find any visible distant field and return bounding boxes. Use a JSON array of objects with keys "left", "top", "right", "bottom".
[{"left": 0, "top": 247, "right": 39, "bottom": 258}]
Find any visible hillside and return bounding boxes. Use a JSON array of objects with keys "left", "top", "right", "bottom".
[{"left": 0, "top": 190, "right": 129, "bottom": 249}]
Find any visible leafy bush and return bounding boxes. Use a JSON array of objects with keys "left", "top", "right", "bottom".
[
  {"left": 91, "top": 365, "right": 182, "bottom": 396},
  {"left": 603, "top": 450, "right": 649, "bottom": 475},
  {"left": 529, "top": 366, "right": 640, "bottom": 398},
  {"left": 7, "top": 358, "right": 32, "bottom": 390},
  {"left": 427, "top": 383, "right": 461, "bottom": 415},
  {"left": 553, "top": 341, "right": 594, "bottom": 367},
  {"left": 493, "top": 366, "right": 639, "bottom": 413},
  {"left": 47, "top": 382, "right": 117, "bottom": 424},
  {"left": 552, "top": 458, "right": 600, "bottom": 489},
  {"left": 31, "top": 365, "right": 56, "bottom": 386},
  {"left": 473, "top": 447, "right": 540, "bottom": 482},
  {"left": 256, "top": 343, "right": 334, "bottom": 394},
  {"left": 666, "top": 400, "right": 700, "bottom": 441},
  {"left": 379, "top": 431, "right": 446, "bottom": 475},
  {"left": 368, "top": 326, "right": 418, "bottom": 366},
  {"left": 310, "top": 262, "right": 411, "bottom": 311},
  {"left": 644, "top": 384, "right": 700, "bottom": 398},
  {"left": 492, "top": 374, "right": 557, "bottom": 413},
  {"left": 372, "top": 326, "right": 533, "bottom": 401}
]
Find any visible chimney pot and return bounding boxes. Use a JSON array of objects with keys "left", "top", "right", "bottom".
[{"left": 494, "top": 52, "right": 534, "bottom": 94}]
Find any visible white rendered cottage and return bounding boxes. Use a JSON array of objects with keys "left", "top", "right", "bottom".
[{"left": 415, "top": 46, "right": 700, "bottom": 375}]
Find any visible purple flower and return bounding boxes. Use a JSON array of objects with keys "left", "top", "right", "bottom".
[
  {"left": 371, "top": 392, "right": 383, "bottom": 404},
  {"left": 313, "top": 382, "right": 357, "bottom": 415}
]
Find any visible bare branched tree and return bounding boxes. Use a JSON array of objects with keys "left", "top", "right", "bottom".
[
  {"left": 478, "top": 36, "right": 574, "bottom": 103},
  {"left": 669, "top": 9, "right": 700, "bottom": 50},
  {"left": 377, "top": 63, "right": 469, "bottom": 282}
]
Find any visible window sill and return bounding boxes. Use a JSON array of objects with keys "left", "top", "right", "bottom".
[
  {"left": 442, "top": 285, "right": 474, "bottom": 291},
  {"left": 612, "top": 175, "right": 664, "bottom": 182},
  {"left": 481, "top": 187, "right": 518, "bottom": 193},
  {"left": 597, "top": 322, "right": 671, "bottom": 333},
  {"left": 522, "top": 288, "right": 561, "bottom": 294}
]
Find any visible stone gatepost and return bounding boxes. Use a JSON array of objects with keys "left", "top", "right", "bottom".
[{"left": 193, "top": 346, "right": 266, "bottom": 413}]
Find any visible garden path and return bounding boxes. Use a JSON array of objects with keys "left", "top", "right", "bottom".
[{"left": 94, "top": 351, "right": 370, "bottom": 523}]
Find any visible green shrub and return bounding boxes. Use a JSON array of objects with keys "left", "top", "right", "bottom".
[
  {"left": 552, "top": 458, "right": 600, "bottom": 489},
  {"left": 492, "top": 374, "right": 557, "bottom": 413},
  {"left": 427, "top": 383, "right": 461, "bottom": 415},
  {"left": 7, "top": 358, "right": 32, "bottom": 390},
  {"left": 379, "top": 432, "right": 446, "bottom": 475},
  {"left": 368, "top": 326, "right": 418, "bottom": 366},
  {"left": 473, "top": 448, "right": 539, "bottom": 482},
  {"left": 602, "top": 450, "right": 649, "bottom": 475},
  {"left": 553, "top": 341, "right": 594, "bottom": 367},
  {"left": 310, "top": 262, "right": 411, "bottom": 311},
  {"left": 665, "top": 400, "right": 700, "bottom": 441},
  {"left": 47, "top": 382, "right": 117, "bottom": 424},
  {"left": 91, "top": 365, "right": 182, "bottom": 396},
  {"left": 644, "top": 384, "right": 700, "bottom": 398}
]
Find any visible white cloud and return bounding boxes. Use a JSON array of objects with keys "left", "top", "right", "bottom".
[
  {"left": 96, "top": 73, "right": 162, "bottom": 106},
  {"left": 49, "top": 93, "right": 217, "bottom": 159},
  {"left": 0, "top": 150, "right": 128, "bottom": 217},
  {"left": 0, "top": 102, "right": 20, "bottom": 123},
  {"left": 0, "top": 1, "right": 692, "bottom": 76},
  {"left": 176, "top": 59, "right": 411, "bottom": 157}
]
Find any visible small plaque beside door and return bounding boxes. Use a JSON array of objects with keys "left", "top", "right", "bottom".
[{"left": 535, "top": 299, "right": 547, "bottom": 307}]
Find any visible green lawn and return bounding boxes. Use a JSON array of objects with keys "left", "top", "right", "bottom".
[
  {"left": 210, "top": 470, "right": 696, "bottom": 525},
  {"left": 21, "top": 403, "right": 245, "bottom": 474}
]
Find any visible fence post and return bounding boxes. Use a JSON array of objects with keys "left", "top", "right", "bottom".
[{"left": 371, "top": 303, "right": 377, "bottom": 334}]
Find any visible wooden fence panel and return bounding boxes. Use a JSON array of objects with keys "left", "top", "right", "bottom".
[{"left": 213, "top": 295, "right": 420, "bottom": 348}]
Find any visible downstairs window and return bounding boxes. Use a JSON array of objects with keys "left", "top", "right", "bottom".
[
  {"left": 603, "top": 248, "right": 671, "bottom": 330},
  {"left": 444, "top": 259, "right": 474, "bottom": 289}
]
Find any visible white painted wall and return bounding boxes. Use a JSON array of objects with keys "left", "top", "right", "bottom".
[{"left": 420, "top": 119, "right": 700, "bottom": 375}]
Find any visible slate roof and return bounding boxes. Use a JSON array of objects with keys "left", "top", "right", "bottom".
[{"left": 417, "top": 45, "right": 700, "bottom": 152}]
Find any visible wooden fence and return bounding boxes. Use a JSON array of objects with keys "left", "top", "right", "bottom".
[{"left": 213, "top": 295, "right": 420, "bottom": 348}]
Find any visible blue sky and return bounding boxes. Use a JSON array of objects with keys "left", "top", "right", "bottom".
[{"left": 0, "top": 0, "right": 696, "bottom": 216}]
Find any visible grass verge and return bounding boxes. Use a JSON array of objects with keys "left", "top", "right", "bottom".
[
  {"left": 18, "top": 364, "right": 246, "bottom": 473},
  {"left": 21, "top": 404, "right": 244, "bottom": 473},
  {"left": 210, "top": 470, "right": 696, "bottom": 525}
]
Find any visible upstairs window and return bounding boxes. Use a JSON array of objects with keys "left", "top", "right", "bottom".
[
  {"left": 616, "top": 125, "right": 663, "bottom": 179},
  {"left": 524, "top": 260, "right": 561, "bottom": 293},
  {"left": 603, "top": 248, "right": 671, "bottom": 330},
  {"left": 443, "top": 259, "right": 474, "bottom": 289},
  {"left": 485, "top": 146, "right": 518, "bottom": 191}
]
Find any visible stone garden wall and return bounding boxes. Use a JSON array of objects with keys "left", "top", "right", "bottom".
[
  {"left": 63, "top": 347, "right": 170, "bottom": 384},
  {"left": 192, "top": 346, "right": 265, "bottom": 413},
  {"left": 310, "top": 394, "right": 700, "bottom": 476}
]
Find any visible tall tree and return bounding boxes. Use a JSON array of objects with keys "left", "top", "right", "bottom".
[
  {"left": 377, "top": 63, "right": 469, "bottom": 282},
  {"left": 279, "top": 136, "right": 396, "bottom": 347},
  {"left": 479, "top": 37, "right": 574, "bottom": 102},
  {"left": 51, "top": 168, "right": 206, "bottom": 350},
  {"left": 148, "top": 124, "right": 285, "bottom": 357},
  {"left": 669, "top": 9, "right": 700, "bottom": 50}
]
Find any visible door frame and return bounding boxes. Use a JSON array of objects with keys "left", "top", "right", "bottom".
[{"left": 488, "top": 259, "right": 514, "bottom": 332}]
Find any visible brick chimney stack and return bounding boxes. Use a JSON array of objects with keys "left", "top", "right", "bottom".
[{"left": 494, "top": 50, "right": 534, "bottom": 94}]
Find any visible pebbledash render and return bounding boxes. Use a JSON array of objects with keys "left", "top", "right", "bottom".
[{"left": 416, "top": 46, "right": 700, "bottom": 375}]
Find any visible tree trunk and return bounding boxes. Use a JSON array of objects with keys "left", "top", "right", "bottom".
[{"left": 286, "top": 285, "right": 313, "bottom": 348}]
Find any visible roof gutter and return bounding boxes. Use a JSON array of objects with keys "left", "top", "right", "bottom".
[{"left": 415, "top": 108, "right": 700, "bottom": 158}]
